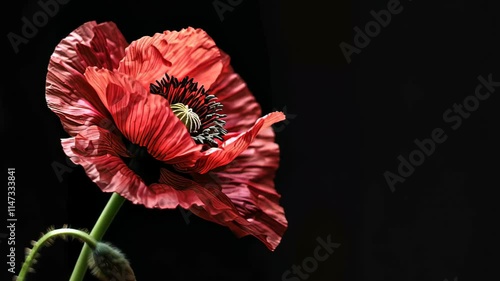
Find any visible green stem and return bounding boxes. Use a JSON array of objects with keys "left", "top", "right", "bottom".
[
  {"left": 69, "top": 192, "right": 126, "bottom": 281},
  {"left": 17, "top": 228, "right": 98, "bottom": 281}
]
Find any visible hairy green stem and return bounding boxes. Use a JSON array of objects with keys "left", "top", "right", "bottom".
[
  {"left": 17, "top": 228, "right": 97, "bottom": 281},
  {"left": 69, "top": 192, "right": 126, "bottom": 281}
]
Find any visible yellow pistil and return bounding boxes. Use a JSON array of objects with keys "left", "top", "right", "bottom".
[{"left": 170, "top": 103, "right": 202, "bottom": 133}]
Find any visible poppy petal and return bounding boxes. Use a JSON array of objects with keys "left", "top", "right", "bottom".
[
  {"left": 134, "top": 27, "right": 223, "bottom": 89},
  {"left": 206, "top": 127, "right": 287, "bottom": 250},
  {"left": 84, "top": 67, "right": 201, "bottom": 165},
  {"left": 46, "top": 69, "right": 113, "bottom": 136},
  {"left": 117, "top": 35, "right": 172, "bottom": 89},
  {"left": 61, "top": 126, "right": 150, "bottom": 203},
  {"left": 181, "top": 112, "right": 285, "bottom": 174},
  {"left": 46, "top": 21, "right": 128, "bottom": 136},
  {"left": 149, "top": 168, "right": 283, "bottom": 250},
  {"left": 51, "top": 21, "right": 127, "bottom": 73},
  {"left": 209, "top": 51, "right": 262, "bottom": 131},
  {"left": 146, "top": 168, "right": 229, "bottom": 209}
]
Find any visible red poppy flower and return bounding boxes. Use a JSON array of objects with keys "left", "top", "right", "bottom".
[{"left": 46, "top": 21, "right": 287, "bottom": 250}]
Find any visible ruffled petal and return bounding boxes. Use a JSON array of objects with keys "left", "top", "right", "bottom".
[
  {"left": 46, "top": 68, "right": 113, "bottom": 136},
  {"left": 208, "top": 50, "right": 262, "bottom": 131},
  {"left": 179, "top": 112, "right": 285, "bottom": 174},
  {"left": 62, "top": 126, "right": 150, "bottom": 204},
  {"left": 149, "top": 168, "right": 283, "bottom": 250},
  {"left": 51, "top": 21, "right": 127, "bottom": 73},
  {"left": 146, "top": 168, "right": 232, "bottom": 209},
  {"left": 46, "top": 21, "right": 128, "bottom": 136},
  {"left": 89, "top": 22, "right": 129, "bottom": 69},
  {"left": 127, "top": 27, "right": 223, "bottom": 89},
  {"left": 117, "top": 35, "right": 172, "bottom": 89},
  {"left": 205, "top": 127, "right": 287, "bottom": 251},
  {"left": 84, "top": 67, "right": 201, "bottom": 165}
]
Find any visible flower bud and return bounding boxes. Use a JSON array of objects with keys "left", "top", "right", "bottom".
[{"left": 88, "top": 242, "right": 136, "bottom": 281}]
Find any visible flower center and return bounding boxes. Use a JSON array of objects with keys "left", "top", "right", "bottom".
[
  {"left": 150, "top": 74, "right": 227, "bottom": 148},
  {"left": 170, "top": 103, "right": 201, "bottom": 133}
]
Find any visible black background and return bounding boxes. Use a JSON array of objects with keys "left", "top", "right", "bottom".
[{"left": 2, "top": 0, "right": 500, "bottom": 280}]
